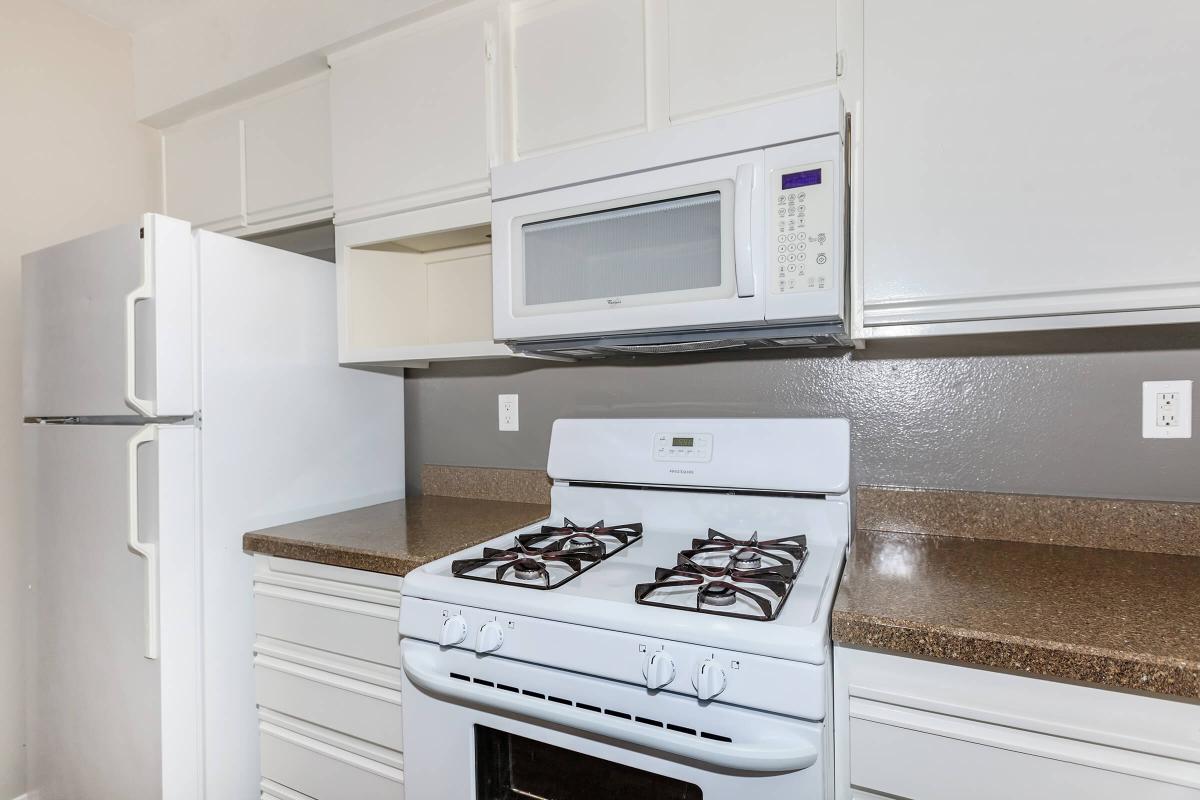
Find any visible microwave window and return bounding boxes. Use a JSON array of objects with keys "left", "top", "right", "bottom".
[
  {"left": 475, "top": 725, "right": 703, "bottom": 799},
  {"left": 522, "top": 191, "right": 723, "bottom": 307},
  {"left": 781, "top": 169, "right": 822, "bottom": 189}
]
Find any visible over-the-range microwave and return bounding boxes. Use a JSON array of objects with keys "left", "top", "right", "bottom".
[{"left": 491, "top": 88, "right": 850, "bottom": 358}]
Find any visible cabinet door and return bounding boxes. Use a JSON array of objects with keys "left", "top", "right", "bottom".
[
  {"left": 861, "top": 0, "right": 1200, "bottom": 333},
  {"left": 163, "top": 110, "right": 242, "bottom": 232},
  {"left": 666, "top": 0, "right": 836, "bottom": 123},
  {"left": 330, "top": 3, "right": 496, "bottom": 224},
  {"left": 244, "top": 77, "right": 333, "bottom": 228},
  {"left": 510, "top": 0, "right": 647, "bottom": 157}
]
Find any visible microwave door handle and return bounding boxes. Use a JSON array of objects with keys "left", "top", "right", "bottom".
[{"left": 733, "top": 163, "right": 756, "bottom": 298}]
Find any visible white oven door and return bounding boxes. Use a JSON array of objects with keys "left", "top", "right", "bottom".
[
  {"left": 491, "top": 152, "right": 768, "bottom": 342},
  {"left": 401, "top": 640, "right": 827, "bottom": 799}
]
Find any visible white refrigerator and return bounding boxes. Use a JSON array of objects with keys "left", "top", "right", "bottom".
[{"left": 21, "top": 214, "right": 405, "bottom": 800}]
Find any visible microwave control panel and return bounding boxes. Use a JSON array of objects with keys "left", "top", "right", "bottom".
[{"left": 771, "top": 160, "right": 834, "bottom": 295}]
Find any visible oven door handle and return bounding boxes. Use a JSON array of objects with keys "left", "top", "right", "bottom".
[{"left": 402, "top": 648, "right": 818, "bottom": 773}]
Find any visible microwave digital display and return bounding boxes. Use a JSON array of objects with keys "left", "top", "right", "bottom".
[
  {"left": 782, "top": 168, "right": 822, "bottom": 189},
  {"left": 672, "top": 437, "right": 694, "bottom": 447}
]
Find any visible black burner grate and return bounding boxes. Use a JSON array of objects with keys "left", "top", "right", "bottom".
[
  {"left": 452, "top": 518, "right": 642, "bottom": 590},
  {"left": 634, "top": 529, "right": 808, "bottom": 620}
]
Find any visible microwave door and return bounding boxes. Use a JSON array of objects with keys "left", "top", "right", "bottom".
[{"left": 493, "top": 151, "right": 767, "bottom": 341}]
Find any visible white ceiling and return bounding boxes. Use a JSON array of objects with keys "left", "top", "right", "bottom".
[{"left": 55, "top": 0, "right": 194, "bottom": 33}]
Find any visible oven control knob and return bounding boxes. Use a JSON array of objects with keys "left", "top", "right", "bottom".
[
  {"left": 692, "top": 659, "right": 728, "bottom": 701},
  {"left": 439, "top": 615, "right": 468, "bottom": 647},
  {"left": 476, "top": 621, "right": 505, "bottom": 654},
  {"left": 643, "top": 651, "right": 676, "bottom": 689}
]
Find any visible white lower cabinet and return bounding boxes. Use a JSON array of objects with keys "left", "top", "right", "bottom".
[
  {"left": 253, "top": 556, "right": 405, "bottom": 800},
  {"left": 835, "top": 647, "right": 1200, "bottom": 800}
]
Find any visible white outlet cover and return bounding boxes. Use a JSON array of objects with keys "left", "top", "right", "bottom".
[
  {"left": 498, "top": 394, "right": 519, "bottom": 431},
  {"left": 1142, "top": 380, "right": 1192, "bottom": 439}
]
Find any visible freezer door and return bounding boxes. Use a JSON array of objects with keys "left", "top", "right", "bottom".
[
  {"left": 24, "top": 423, "right": 201, "bottom": 800},
  {"left": 22, "top": 214, "right": 196, "bottom": 418}
]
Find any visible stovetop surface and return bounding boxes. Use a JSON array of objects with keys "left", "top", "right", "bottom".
[{"left": 402, "top": 484, "right": 850, "bottom": 664}]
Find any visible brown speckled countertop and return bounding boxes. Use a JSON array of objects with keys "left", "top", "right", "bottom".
[
  {"left": 833, "top": 529, "right": 1200, "bottom": 700},
  {"left": 242, "top": 495, "right": 549, "bottom": 576}
]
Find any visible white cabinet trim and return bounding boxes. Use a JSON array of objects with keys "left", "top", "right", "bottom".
[
  {"left": 864, "top": 279, "right": 1200, "bottom": 329},
  {"left": 260, "top": 779, "right": 316, "bottom": 800},
  {"left": 259, "top": 709, "right": 405, "bottom": 774},
  {"left": 255, "top": 654, "right": 404, "bottom": 706},
  {"left": 254, "top": 638, "right": 404, "bottom": 692},
  {"left": 252, "top": 583, "right": 400, "bottom": 622},
  {"left": 835, "top": 647, "right": 1200, "bottom": 800},
  {"left": 850, "top": 697, "right": 1200, "bottom": 790}
]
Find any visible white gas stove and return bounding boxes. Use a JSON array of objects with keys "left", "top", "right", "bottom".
[{"left": 399, "top": 418, "right": 850, "bottom": 799}]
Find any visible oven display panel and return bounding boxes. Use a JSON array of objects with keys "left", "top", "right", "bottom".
[{"left": 653, "top": 432, "right": 713, "bottom": 463}]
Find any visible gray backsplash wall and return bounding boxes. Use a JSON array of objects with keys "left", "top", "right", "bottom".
[{"left": 403, "top": 325, "right": 1200, "bottom": 503}]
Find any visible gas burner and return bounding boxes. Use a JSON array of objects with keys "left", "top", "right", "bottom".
[
  {"left": 517, "top": 518, "right": 643, "bottom": 559},
  {"left": 452, "top": 541, "right": 601, "bottom": 590},
  {"left": 564, "top": 534, "right": 601, "bottom": 550},
  {"left": 730, "top": 548, "right": 762, "bottom": 570},
  {"left": 698, "top": 583, "right": 737, "bottom": 607},
  {"left": 510, "top": 559, "right": 546, "bottom": 581},
  {"left": 634, "top": 559, "right": 795, "bottom": 622}
]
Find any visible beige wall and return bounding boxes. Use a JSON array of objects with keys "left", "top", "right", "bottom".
[
  {"left": 133, "top": 0, "right": 441, "bottom": 124},
  {"left": 0, "top": 1, "right": 160, "bottom": 794}
]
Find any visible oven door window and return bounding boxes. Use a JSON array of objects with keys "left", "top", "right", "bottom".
[
  {"left": 475, "top": 725, "right": 703, "bottom": 799},
  {"left": 520, "top": 189, "right": 727, "bottom": 309}
]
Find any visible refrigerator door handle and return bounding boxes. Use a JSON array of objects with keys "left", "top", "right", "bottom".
[
  {"left": 124, "top": 236, "right": 156, "bottom": 417},
  {"left": 127, "top": 425, "right": 159, "bottom": 660}
]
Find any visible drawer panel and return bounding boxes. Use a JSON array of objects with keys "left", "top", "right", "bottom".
[
  {"left": 260, "top": 720, "right": 404, "bottom": 800},
  {"left": 255, "top": 655, "right": 403, "bottom": 753},
  {"left": 261, "top": 778, "right": 316, "bottom": 800},
  {"left": 255, "top": 554, "right": 404, "bottom": 598},
  {"left": 850, "top": 708, "right": 1198, "bottom": 800},
  {"left": 254, "top": 584, "right": 400, "bottom": 666}
]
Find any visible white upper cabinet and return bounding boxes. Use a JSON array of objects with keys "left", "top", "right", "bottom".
[
  {"left": 243, "top": 77, "right": 333, "bottom": 229},
  {"left": 666, "top": 0, "right": 836, "bottom": 123},
  {"left": 334, "top": 197, "right": 512, "bottom": 367},
  {"left": 163, "top": 110, "right": 242, "bottom": 233},
  {"left": 503, "top": 0, "right": 837, "bottom": 160},
  {"left": 163, "top": 76, "right": 333, "bottom": 235},
  {"left": 509, "top": 0, "right": 647, "bottom": 157},
  {"left": 329, "top": 2, "right": 498, "bottom": 225},
  {"left": 860, "top": 0, "right": 1200, "bottom": 335}
]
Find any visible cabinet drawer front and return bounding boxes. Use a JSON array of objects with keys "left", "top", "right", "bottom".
[
  {"left": 261, "top": 778, "right": 316, "bottom": 800},
  {"left": 254, "top": 586, "right": 400, "bottom": 666},
  {"left": 255, "top": 554, "right": 404, "bottom": 599},
  {"left": 850, "top": 707, "right": 1199, "bottom": 800},
  {"left": 255, "top": 656, "right": 403, "bottom": 753},
  {"left": 260, "top": 722, "right": 404, "bottom": 800}
]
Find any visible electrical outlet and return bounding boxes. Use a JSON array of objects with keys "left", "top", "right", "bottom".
[
  {"left": 1142, "top": 380, "right": 1192, "bottom": 439},
  {"left": 498, "top": 394, "right": 519, "bottom": 431}
]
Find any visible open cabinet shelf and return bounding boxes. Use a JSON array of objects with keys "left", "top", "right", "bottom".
[{"left": 335, "top": 197, "right": 512, "bottom": 367}]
